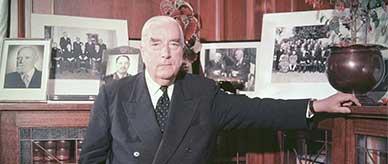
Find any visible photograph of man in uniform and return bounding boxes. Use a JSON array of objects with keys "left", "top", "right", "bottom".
[
  {"left": 4, "top": 46, "right": 42, "bottom": 88},
  {"left": 103, "top": 55, "right": 131, "bottom": 84}
]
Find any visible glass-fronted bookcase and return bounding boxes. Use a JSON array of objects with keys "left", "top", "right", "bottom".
[{"left": 0, "top": 103, "right": 90, "bottom": 164}]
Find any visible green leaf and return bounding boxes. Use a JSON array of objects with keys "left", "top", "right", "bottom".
[
  {"left": 370, "top": 10, "right": 380, "bottom": 28},
  {"left": 325, "top": 19, "right": 330, "bottom": 25},
  {"left": 360, "top": 0, "right": 369, "bottom": 9},
  {"left": 320, "top": 16, "right": 325, "bottom": 23}
]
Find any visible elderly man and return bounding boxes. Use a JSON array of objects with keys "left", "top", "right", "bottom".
[
  {"left": 103, "top": 55, "right": 131, "bottom": 84},
  {"left": 4, "top": 46, "right": 42, "bottom": 88},
  {"left": 80, "top": 16, "right": 360, "bottom": 164},
  {"left": 206, "top": 52, "right": 227, "bottom": 79},
  {"left": 230, "top": 49, "right": 250, "bottom": 82}
]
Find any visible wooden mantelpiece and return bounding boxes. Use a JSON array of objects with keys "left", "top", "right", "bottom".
[{"left": 0, "top": 102, "right": 92, "bottom": 111}]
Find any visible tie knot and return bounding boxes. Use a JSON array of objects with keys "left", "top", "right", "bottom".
[
  {"left": 22, "top": 74, "right": 29, "bottom": 80},
  {"left": 160, "top": 86, "right": 168, "bottom": 93}
]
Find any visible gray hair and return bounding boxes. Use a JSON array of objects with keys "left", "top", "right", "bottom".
[
  {"left": 17, "top": 46, "right": 38, "bottom": 60},
  {"left": 141, "top": 16, "right": 185, "bottom": 47}
]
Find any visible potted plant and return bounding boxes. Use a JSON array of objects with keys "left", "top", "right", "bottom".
[
  {"left": 306, "top": 0, "right": 387, "bottom": 105},
  {"left": 306, "top": 0, "right": 387, "bottom": 45}
]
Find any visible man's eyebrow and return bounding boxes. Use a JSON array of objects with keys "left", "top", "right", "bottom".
[
  {"left": 169, "top": 38, "right": 180, "bottom": 43},
  {"left": 150, "top": 37, "right": 161, "bottom": 42}
]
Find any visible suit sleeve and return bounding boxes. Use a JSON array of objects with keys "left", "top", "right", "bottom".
[
  {"left": 80, "top": 85, "right": 112, "bottom": 163},
  {"left": 212, "top": 86, "right": 311, "bottom": 130}
]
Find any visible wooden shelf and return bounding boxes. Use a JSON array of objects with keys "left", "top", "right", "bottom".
[{"left": 350, "top": 106, "right": 388, "bottom": 119}]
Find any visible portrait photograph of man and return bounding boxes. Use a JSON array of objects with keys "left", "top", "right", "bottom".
[
  {"left": 103, "top": 54, "right": 139, "bottom": 84},
  {"left": 3, "top": 45, "right": 44, "bottom": 89}
]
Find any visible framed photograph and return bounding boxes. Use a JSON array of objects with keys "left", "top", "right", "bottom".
[
  {"left": 100, "top": 40, "right": 143, "bottom": 85},
  {"left": 200, "top": 42, "right": 260, "bottom": 97},
  {"left": 128, "top": 39, "right": 144, "bottom": 73},
  {"left": 257, "top": 10, "right": 341, "bottom": 99},
  {"left": 0, "top": 39, "right": 51, "bottom": 101},
  {"left": 30, "top": 14, "right": 128, "bottom": 100},
  {"left": 368, "top": 50, "right": 388, "bottom": 103}
]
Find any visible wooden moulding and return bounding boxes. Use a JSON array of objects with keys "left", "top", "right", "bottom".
[{"left": 0, "top": 102, "right": 92, "bottom": 111}]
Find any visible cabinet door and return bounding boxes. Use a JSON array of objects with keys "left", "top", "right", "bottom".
[
  {"left": 347, "top": 118, "right": 388, "bottom": 164},
  {"left": 20, "top": 127, "right": 86, "bottom": 163}
]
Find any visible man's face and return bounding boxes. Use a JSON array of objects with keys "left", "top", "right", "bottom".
[
  {"left": 141, "top": 21, "right": 183, "bottom": 85},
  {"left": 235, "top": 50, "right": 244, "bottom": 61},
  {"left": 214, "top": 53, "right": 222, "bottom": 62},
  {"left": 16, "top": 48, "right": 37, "bottom": 73},
  {"left": 116, "top": 56, "right": 130, "bottom": 74}
]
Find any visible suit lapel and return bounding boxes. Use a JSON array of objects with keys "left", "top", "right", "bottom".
[
  {"left": 30, "top": 69, "right": 41, "bottom": 88},
  {"left": 122, "top": 73, "right": 162, "bottom": 153},
  {"left": 152, "top": 76, "right": 199, "bottom": 164}
]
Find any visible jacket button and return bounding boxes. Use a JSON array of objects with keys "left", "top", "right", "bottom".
[
  {"left": 133, "top": 151, "right": 140, "bottom": 157},
  {"left": 185, "top": 147, "right": 192, "bottom": 153}
]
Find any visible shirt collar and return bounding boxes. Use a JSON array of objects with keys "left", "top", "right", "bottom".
[
  {"left": 23, "top": 68, "right": 35, "bottom": 80},
  {"left": 115, "top": 72, "right": 128, "bottom": 79},
  {"left": 144, "top": 70, "right": 174, "bottom": 98}
]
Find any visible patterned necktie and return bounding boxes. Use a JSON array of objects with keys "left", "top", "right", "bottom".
[
  {"left": 22, "top": 74, "right": 30, "bottom": 88},
  {"left": 155, "top": 86, "right": 170, "bottom": 133}
]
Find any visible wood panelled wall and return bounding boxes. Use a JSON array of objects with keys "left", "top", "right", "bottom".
[{"left": 31, "top": 0, "right": 320, "bottom": 41}]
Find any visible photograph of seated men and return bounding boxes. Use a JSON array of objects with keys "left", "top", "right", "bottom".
[
  {"left": 103, "top": 55, "right": 131, "bottom": 84},
  {"left": 4, "top": 46, "right": 42, "bottom": 88},
  {"left": 205, "top": 48, "right": 255, "bottom": 91}
]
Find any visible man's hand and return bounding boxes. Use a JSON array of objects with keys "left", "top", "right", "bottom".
[{"left": 313, "top": 92, "right": 362, "bottom": 113}]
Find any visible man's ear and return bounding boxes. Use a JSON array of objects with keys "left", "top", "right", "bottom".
[{"left": 32, "top": 51, "right": 39, "bottom": 63}]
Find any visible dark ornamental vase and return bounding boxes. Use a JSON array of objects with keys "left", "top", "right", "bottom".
[{"left": 326, "top": 45, "right": 385, "bottom": 106}]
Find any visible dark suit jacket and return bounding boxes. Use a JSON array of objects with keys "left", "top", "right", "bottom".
[
  {"left": 60, "top": 37, "right": 72, "bottom": 50},
  {"left": 4, "top": 69, "right": 42, "bottom": 88},
  {"left": 103, "top": 72, "right": 131, "bottom": 85},
  {"left": 80, "top": 72, "right": 310, "bottom": 164}
]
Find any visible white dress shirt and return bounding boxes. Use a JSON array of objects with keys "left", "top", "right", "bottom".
[
  {"left": 145, "top": 70, "right": 174, "bottom": 109},
  {"left": 21, "top": 68, "right": 35, "bottom": 87}
]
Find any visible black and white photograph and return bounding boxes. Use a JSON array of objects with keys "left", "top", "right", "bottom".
[
  {"left": 45, "top": 26, "right": 116, "bottom": 80},
  {"left": 4, "top": 45, "right": 44, "bottom": 88},
  {"left": 31, "top": 14, "right": 128, "bottom": 99},
  {"left": 128, "top": 40, "right": 144, "bottom": 73},
  {"left": 368, "top": 52, "right": 388, "bottom": 104},
  {"left": 100, "top": 40, "right": 142, "bottom": 85},
  {"left": 201, "top": 42, "right": 260, "bottom": 96},
  {"left": 257, "top": 10, "right": 338, "bottom": 99},
  {"left": 102, "top": 54, "right": 139, "bottom": 85},
  {"left": 272, "top": 25, "right": 332, "bottom": 83},
  {"left": 0, "top": 39, "right": 51, "bottom": 101}
]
